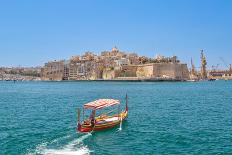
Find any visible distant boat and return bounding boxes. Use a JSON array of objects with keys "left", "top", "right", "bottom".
[
  {"left": 186, "top": 79, "right": 198, "bottom": 82},
  {"left": 208, "top": 78, "right": 216, "bottom": 81},
  {"left": 77, "top": 95, "right": 128, "bottom": 133}
]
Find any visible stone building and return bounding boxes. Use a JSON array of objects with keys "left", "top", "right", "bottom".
[
  {"left": 115, "top": 58, "right": 130, "bottom": 66},
  {"left": 69, "top": 62, "right": 78, "bottom": 80},
  {"left": 41, "top": 47, "right": 190, "bottom": 81},
  {"left": 41, "top": 60, "right": 65, "bottom": 81},
  {"left": 208, "top": 70, "right": 232, "bottom": 80},
  {"left": 102, "top": 62, "right": 189, "bottom": 80},
  {"left": 63, "top": 61, "right": 70, "bottom": 80},
  {"left": 127, "top": 53, "right": 140, "bottom": 65},
  {"left": 102, "top": 68, "right": 121, "bottom": 80},
  {"left": 139, "top": 63, "right": 189, "bottom": 80}
]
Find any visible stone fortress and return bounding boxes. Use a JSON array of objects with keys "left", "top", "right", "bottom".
[{"left": 41, "top": 47, "right": 190, "bottom": 81}]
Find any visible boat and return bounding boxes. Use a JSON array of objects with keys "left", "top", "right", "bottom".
[
  {"left": 208, "top": 78, "right": 216, "bottom": 81},
  {"left": 186, "top": 79, "right": 198, "bottom": 82},
  {"left": 76, "top": 95, "right": 128, "bottom": 133}
]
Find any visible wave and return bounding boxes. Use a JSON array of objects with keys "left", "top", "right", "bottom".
[
  {"left": 27, "top": 133, "right": 92, "bottom": 155},
  {"left": 38, "top": 146, "right": 91, "bottom": 155}
]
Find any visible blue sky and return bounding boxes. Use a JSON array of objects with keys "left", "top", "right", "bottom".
[{"left": 0, "top": 0, "right": 232, "bottom": 69}]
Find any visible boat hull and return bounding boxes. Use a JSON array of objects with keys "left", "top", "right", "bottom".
[{"left": 77, "top": 110, "right": 128, "bottom": 133}]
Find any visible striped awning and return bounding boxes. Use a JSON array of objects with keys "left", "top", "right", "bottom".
[{"left": 84, "top": 99, "right": 120, "bottom": 110}]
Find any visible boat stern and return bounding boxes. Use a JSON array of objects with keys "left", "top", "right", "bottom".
[{"left": 77, "top": 123, "right": 92, "bottom": 133}]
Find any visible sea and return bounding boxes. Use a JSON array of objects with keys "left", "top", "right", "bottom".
[{"left": 0, "top": 80, "right": 232, "bottom": 155}]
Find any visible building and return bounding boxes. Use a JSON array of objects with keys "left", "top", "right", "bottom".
[
  {"left": 222, "top": 72, "right": 232, "bottom": 79},
  {"left": 115, "top": 58, "right": 130, "bottom": 66},
  {"left": 102, "top": 62, "right": 189, "bottom": 80},
  {"left": 63, "top": 60, "right": 70, "bottom": 80},
  {"left": 68, "top": 62, "right": 78, "bottom": 80},
  {"left": 208, "top": 70, "right": 232, "bottom": 80},
  {"left": 136, "top": 63, "right": 189, "bottom": 80},
  {"left": 41, "top": 60, "right": 65, "bottom": 81},
  {"left": 41, "top": 47, "right": 190, "bottom": 81}
]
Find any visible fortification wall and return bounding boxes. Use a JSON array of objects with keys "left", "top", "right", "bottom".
[
  {"left": 121, "top": 66, "right": 138, "bottom": 77},
  {"left": 103, "top": 70, "right": 121, "bottom": 79},
  {"left": 152, "top": 63, "right": 189, "bottom": 80},
  {"left": 136, "top": 65, "right": 153, "bottom": 78},
  {"left": 153, "top": 63, "right": 174, "bottom": 78},
  {"left": 133, "top": 63, "right": 189, "bottom": 80},
  {"left": 41, "top": 72, "right": 64, "bottom": 81},
  {"left": 111, "top": 63, "right": 190, "bottom": 80}
]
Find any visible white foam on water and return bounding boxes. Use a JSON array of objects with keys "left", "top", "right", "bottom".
[
  {"left": 28, "top": 133, "right": 93, "bottom": 155},
  {"left": 41, "top": 146, "right": 91, "bottom": 155},
  {"left": 119, "top": 121, "right": 122, "bottom": 131},
  {"left": 117, "top": 115, "right": 123, "bottom": 132},
  {"left": 27, "top": 142, "right": 48, "bottom": 155},
  {"left": 50, "top": 134, "right": 72, "bottom": 144},
  {"left": 67, "top": 133, "right": 92, "bottom": 147}
]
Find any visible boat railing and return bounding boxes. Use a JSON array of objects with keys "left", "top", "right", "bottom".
[{"left": 96, "top": 108, "right": 118, "bottom": 118}]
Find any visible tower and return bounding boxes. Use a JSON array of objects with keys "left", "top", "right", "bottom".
[{"left": 200, "top": 50, "right": 207, "bottom": 79}]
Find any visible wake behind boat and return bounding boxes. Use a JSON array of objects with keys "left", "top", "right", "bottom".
[{"left": 76, "top": 95, "right": 128, "bottom": 133}]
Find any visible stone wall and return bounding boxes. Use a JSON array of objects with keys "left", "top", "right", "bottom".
[
  {"left": 41, "top": 61, "right": 65, "bottom": 81},
  {"left": 116, "top": 63, "right": 190, "bottom": 80},
  {"left": 121, "top": 65, "right": 138, "bottom": 77},
  {"left": 102, "top": 69, "right": 121, "bottom": 79},
  {"left": 136, "top": 65, "right": 153, "bottom": 78},
  {"left": 41, "top": 70, "right": 64, "bottom": 81},
  {"left": 152, "top": 63, "right": 189, "bottom": 80},
  {"left": 42, "top": 61, "right": 190, "bottom": 81}
]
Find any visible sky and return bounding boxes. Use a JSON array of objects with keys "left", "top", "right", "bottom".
[{"left": 0, "top": 0, "right": 232, "bottom": 69}]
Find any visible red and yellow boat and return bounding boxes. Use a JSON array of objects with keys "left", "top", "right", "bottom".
[{"left": 77, "top": 95, "right": 128, "bottom": 133}]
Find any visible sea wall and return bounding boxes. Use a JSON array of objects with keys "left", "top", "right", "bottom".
[
  {"left": 122, "top": 63, "right": 189, "bottom": 80},
  {"left": 102, "top": 63, "right": 189, "bottom": 80},
  {"left": 152, "top": 63, "right": 189, "bottom": 80}
]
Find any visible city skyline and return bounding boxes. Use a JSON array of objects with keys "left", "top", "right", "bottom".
[{"left": 0, "top": 0, "right": 232, "bottom": 69}]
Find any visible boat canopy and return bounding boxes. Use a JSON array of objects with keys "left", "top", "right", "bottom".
[{"left": 84, "top": 99, "right": 120, "bottom": 110}]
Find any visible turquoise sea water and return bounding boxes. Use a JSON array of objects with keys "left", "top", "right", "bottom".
[{"left": 0, "top": 81, "right": 232, "bottom": 155}]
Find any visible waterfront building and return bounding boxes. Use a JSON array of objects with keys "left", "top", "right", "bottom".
[
  {"left": 102, "top": 59, "right": 189, "bottom": 80},
  {"left": 208, "top": 70, "right": 232, "bottom": 80},
  {"left": 222, "top": 72, "right": 232, "bottom": 79},
  {"left": 63, "top": 60, "right": 70, "bottom": 80},
  {"left": 125, "top": 63, "right": 189, "bottom": 80},
  {"left": 41, "top": 60, "right": 65, "bottom": 81},
  {"left": 68, "top": 62, "right": 78, "bottom": 80},
  {"left": 41, "top": 47, "right": 190, "bottom": 81}
]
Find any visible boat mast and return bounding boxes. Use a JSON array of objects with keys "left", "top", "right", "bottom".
[
  {"left": 191, "top": 58, "right": 196, "bottom": 76},
  {"left": 126, "top": 94, "right": 128, "bottom": 111},
  {"left": 83, "top": 107, "right": 85, "bottom": 122},
  {"left": 118, "top": 104, "right": 120, "bottom": 120},
  {"left": 77, "top": 108, "right": 80, "bottom": 124}
]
